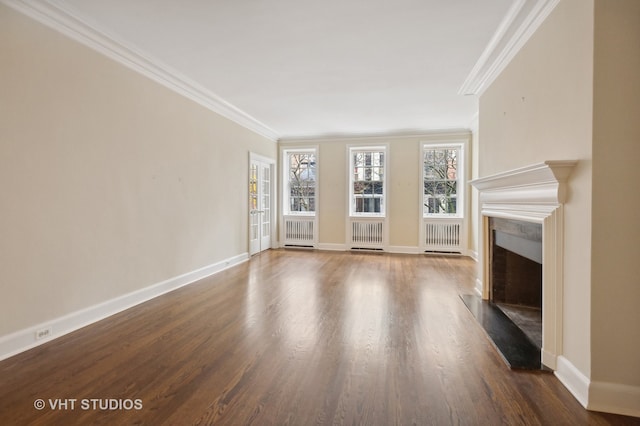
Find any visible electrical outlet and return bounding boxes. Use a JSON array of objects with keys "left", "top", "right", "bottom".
[{"left": 35, "top": 327, "right": 52, "bottom": 340}]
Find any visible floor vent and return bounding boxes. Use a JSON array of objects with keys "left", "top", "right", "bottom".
[{"left": 424, "top": 250, "right": 461, "bottom": 255}]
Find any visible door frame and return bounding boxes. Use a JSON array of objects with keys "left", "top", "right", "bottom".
[{"left": 249, "top": 152, "right": 277, "bottom": 255}]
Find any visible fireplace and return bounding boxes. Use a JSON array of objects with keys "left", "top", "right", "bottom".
[
  {"left": 489, "top": 217, "right": 543, "bottom": 348},
  {"left": 471, "top": 161, "right": 576, "bottom": 370}
]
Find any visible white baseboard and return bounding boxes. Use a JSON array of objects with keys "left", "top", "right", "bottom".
[
  {"left": 556, "top": 356, "right": 640, "bottom": 417},
  {"left": 0, "top": 252, "right": 249, "bottom": 362},
  {"left": 468, "top": 250, "right": 479, "bottom": 261},
  {"left": 555, "top": 356, "right": 590, "bottom": 408},
  {"left": 387, "top": 246, "right": 421, "bottom": 254},
  {"left": 588, "top": 381, "right": 640, "bottom": 418},
  {"left": 310, "top": 243, "right": 479, "bottom": 259},
  {"left": 317, "top": 243, "right": 347, "bottom": 251}
]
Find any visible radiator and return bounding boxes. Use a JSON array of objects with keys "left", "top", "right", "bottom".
[
  {"left": 350, "top": 220, "right": 384, "bottom": 249},
  {"left": 424, "top": 220, "right": 462, "bottom": 252},
  {"left": 283, "top": 217, "right": 315, "bottom": 246}
]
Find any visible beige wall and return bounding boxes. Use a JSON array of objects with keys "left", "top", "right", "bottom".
[
  {"left": 282, "top": 132, "right": 470, "bottom": 249},
  {"left": 0, "top": 5, "right": 276, "bottom": 336},
  {"left": 317, "top": 142, "right": 347, "bottom": 245},
  {"left": 479, "top": 0, "right": 595, "bottom": 376},
  {"left": 591, "top": 0, "right": 640, "bottom": 387}
]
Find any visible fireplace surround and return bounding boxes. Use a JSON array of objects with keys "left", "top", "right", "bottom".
[{"left": 471, "top": 161, "right": 576, "bottom": 369}]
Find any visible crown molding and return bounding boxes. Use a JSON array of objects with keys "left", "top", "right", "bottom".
[
  {"left": 1, "top": 0, "right": 280, "bottom": 142},
  {"left": 279, "top": 128, "right": 472, "bottom": 143},
  {"left": 459, "top": 0, "right": 561, "bottom": 96}
]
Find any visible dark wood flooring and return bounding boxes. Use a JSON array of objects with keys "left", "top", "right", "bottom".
[{"left": 0, "top": 249, "right": 637, "bottom": 425}]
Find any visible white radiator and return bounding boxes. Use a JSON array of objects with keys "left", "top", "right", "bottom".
[
  {"left": 350, "top": 219, "right": 384, "bottom": 249},
  {"left": 283, "top": 217, "right": 315, "bottom": 247},
  {"left": 424, "top": 220, "right": 462, "bottom": 252}
]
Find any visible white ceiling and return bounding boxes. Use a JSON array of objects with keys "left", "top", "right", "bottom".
[{"left": 17, "top": 0, "right": 552, "bottom": 140}]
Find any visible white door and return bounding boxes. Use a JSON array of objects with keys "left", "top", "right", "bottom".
[{"left": 249, "top": 158, "right": 273, "bottom": 255}]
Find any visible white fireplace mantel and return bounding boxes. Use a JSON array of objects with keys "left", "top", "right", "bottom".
[
  {"left": 470, "top": 160, "right": 577, "bottom": 370},
  {"left": 470, "top": 160, "right": 577, "bottom": 206}
]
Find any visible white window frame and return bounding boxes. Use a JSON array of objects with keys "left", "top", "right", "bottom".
[
  {"left": 348, "top": 145, "right": 388, "bottom": 218},
  {"left": 282, "top": 148, "right": 317, "bottom": 216},
  {"left": 421, "top": 142, "right": 465, "bottom": 218}
]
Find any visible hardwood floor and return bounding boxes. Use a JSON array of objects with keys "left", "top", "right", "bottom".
[{"left": 0, "top": 250, "right": 637, "bottom": 425}]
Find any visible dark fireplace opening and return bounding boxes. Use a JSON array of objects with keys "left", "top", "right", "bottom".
[{"left": 489, "top": 218, "right": 543, "bottom": 349}]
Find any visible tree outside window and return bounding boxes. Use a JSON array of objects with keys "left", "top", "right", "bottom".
[
  {"left": 286, "top": 152, "right": 316, "bottom": 214},
  {"left": 423, "top": 147, "right": 459, "bottom": 215}
]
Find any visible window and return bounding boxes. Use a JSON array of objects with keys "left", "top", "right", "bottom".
[
  {"left": 349, "top": 147, "right": 386, "bottom": 216},
  {"left": 423, "top": 145, "right": 462, "bottom": 216},
  {"left": 283, "top": 150, "right": 316, "bottom": 214}
]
